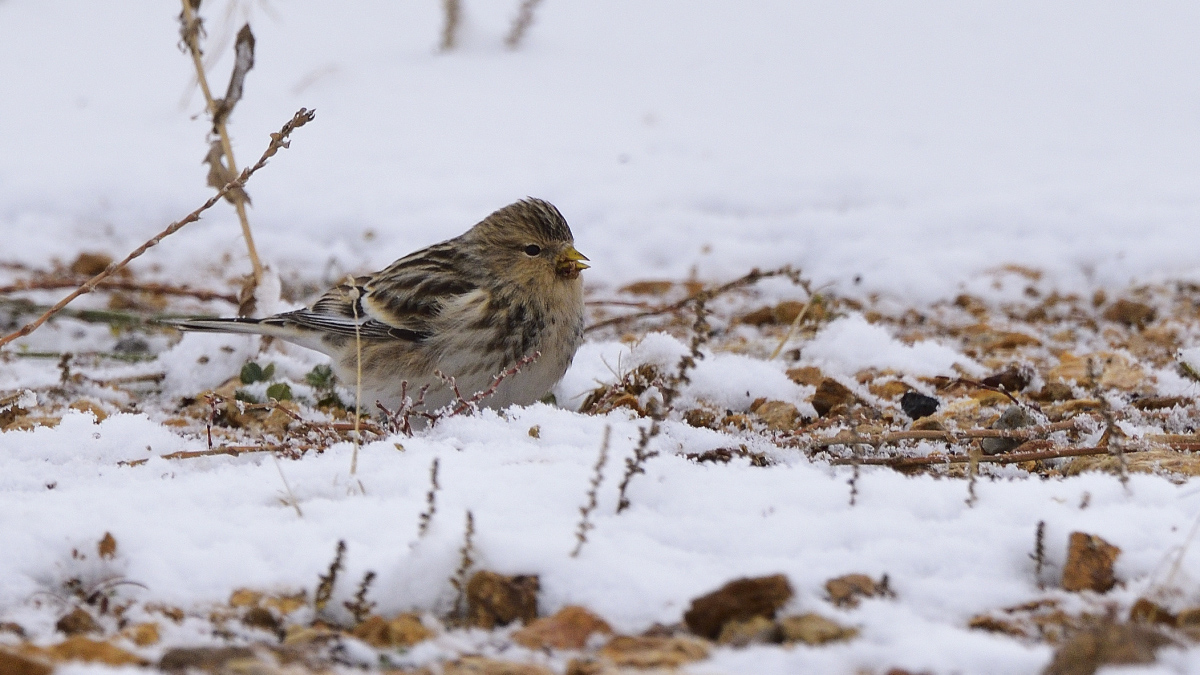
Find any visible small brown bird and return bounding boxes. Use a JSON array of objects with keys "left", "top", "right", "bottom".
[{"left": 173, "top": 198, "right": 588, "bottom": 414}]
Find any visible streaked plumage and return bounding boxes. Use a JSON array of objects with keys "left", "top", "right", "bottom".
[{"left": 172, "top": 198, "right": 587, "bottom": 414}]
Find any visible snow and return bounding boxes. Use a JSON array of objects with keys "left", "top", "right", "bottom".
[
  {"left": 803, "top": 314, "right": 982, "bottom": 378},
  {"left": 3, "top": 0, "right": 1200, "bottom": 672}
]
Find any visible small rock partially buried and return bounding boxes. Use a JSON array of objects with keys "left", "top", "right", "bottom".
[
  {"left": 513, "top": 605, "right": 613, "bottom": 650},
  {"left": 1061, "top": 532, "right": 1120, "bottom": 593},
  {"left": 683, "top": 574, "right": 794, "bottom": 639},
  {"left": 778, "top": 613, "right": 859, "bottom": 645},
  {"left": 466, "top": 571, "right": 540, "bottom": 629},
  {"left": 900, "top": 391, "right": 939, "bottom": 420}
]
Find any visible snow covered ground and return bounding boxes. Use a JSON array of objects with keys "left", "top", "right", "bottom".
[{"left": 4, "top": 1, "right": 1200, "bottom": 673}]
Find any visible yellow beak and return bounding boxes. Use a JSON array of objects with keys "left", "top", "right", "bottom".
[
  {"left": 562, "top": 246, "right": 590, "bottom": 270},
  {"left": 556, "top": 246, "right": 590, "bottom": 278}
]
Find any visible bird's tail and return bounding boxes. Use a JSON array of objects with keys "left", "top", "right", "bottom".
[{"left": 162, "top": 317, "right": 298, "bottom": 340}]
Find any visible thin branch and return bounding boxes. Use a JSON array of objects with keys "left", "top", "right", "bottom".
[
  {"left": 505, "top": 0, "right": 544, "bottom": 49},
  {"left": 828, "top": 444, "right": 1141, "bottom": 469},
  {"left": 807, "top": 416, "right": 1093, "bottom": 450},
  {"left": 584, "top": 266, "right": 805, "bottom": 333},
  {"left": 571, "top": 425, "right": 611, "bottom": 557},
  {"left": 0, "top": 108, "right": 314, "bottom": 350},
  {"left": 440, "top": 0, "right": 461, "bottom": 51},
  {"left": 179, "top": 1, "right": 263, "bottom": 289},
  {"left": 0, "top": 279, "right": 238, "bottom": 304}
]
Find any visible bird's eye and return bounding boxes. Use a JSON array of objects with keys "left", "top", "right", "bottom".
[{"left": 524, "top": 244, "right": 542, "bottom": 256}]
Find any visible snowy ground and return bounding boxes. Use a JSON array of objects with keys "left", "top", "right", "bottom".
[{"left": 4, "top": 1, "right": 1200, "bottom": 673}]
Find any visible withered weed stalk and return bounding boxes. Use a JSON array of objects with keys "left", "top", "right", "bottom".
[
  {"left": 314, "top": 540, "right": 346, "bottom": 613},
  {"left": 417, "top": 458, "right": 441, "bottom": 539},
  {"left": 344, "top": 571, "right": 377, "bottom": 624},
  {"left": 571, "top": 425, "right": 611, "bottom": 557},
  {"left": 178, "top": 0, "right": 264, "bottom": 314},
  {"left": 448, "top": 511, "right": 476, "bottom": 623},
  {"left": 440, "top": 0, "right": 461, "bottom": 51},
  {"left": 505, "top": 0, "right": 545, "bottom": 48}
]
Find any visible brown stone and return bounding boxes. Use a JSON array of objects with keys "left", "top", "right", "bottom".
[
  {"left": 778, "top": 613, "right": 859, "bottom": 645},
  {"left": 786, "top": 366, "right": 824, "bottom": 387},
  {"left": 69, "top": 400, "right": 108, "bottom": 423},
  {"left": 620, "top": 280, "right": 675, "bottom": 296},
  {"left": 1044, "top": 621, "right": 1171, "bottom": 675},
  {"left": 1102, "top": 299, "right": 1156, "bottom": 327},
  {"left": 512, "top": 605, "right": 613, "bottom": 650},
  {"left": 1130, "top": 396, "right": 1188, "bottom": 411},
  {"left": 870, "top": 380, "right": 913, "bottom": 400},
  {"left": 683, "top": 409, "right": 717, "bottom": 429},
  {"left": 352, "top": 613, "right": 434, "bottom": 648},
  {"left": 981, "top": 366, "right": 1032, "bottom": 393},
  {"left": 159, "top": 646, "right": 257, "bottom": 671},
  {"left": 1033, "top": 382, "right": 1074, "bottom": 402},
  {"left": 825, "top": 573, "right": 889, "bottom": 608},
  {"left": 47, "top": 637, "right": 147, "bottom": 666},
  {"left": 55, "top": 608, "right": 99, "bottom": 635},
  {"left": 1128, "top": 598, "right": 1175, "bottom": 626},
  {"left": 564, "top": 657, "right": 619, "bottom": 675},
  {"left": 682, "top": 574, "right": 793, "bottom": 639},
  {"left": 69, "top": 252, "right": 114, "bottom": 277},
  {"left": 811, "top": 378, "right": 855, "bottom": 417},
  {"left": 466, "top": 571, "right": 539, "bottom": 629},
  {"left": 716, "top": 615, "right": 780, "bottom": 646},
  {"left": 752, "top": 400, "right": 800, "bottom": 431},
  {"left": 598, "top": 636, "right": 710, "bottom": 669},
  {"left": 0, "top": 650, "right": 52, "bottom": 675},
  {"left": 228, "top": 588, "right": 263, "bottom": 608},
  {"left": 1062, "top": 532, "right": 1120, "bottom": 593},
  {"left": 442, "top": 656, "right": 554, "bottom": 675},
  {"left": 241, "top": 606, "right": 280, "bottom": 633},
  {"left": 124, "top": 622, "right": 161, "bottom": 647}
]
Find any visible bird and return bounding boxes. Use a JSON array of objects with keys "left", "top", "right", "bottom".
[{"left": 171, "top": 198, "right": 588, "bottom": 416}]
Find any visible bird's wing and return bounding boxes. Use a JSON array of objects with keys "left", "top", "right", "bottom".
[{"left": 276, "top": 242, "right": 479, "bottom": 343}]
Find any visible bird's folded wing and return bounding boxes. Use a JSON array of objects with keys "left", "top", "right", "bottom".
[{"left": 281, "top": 260, "right": 479, "bottom": 343}]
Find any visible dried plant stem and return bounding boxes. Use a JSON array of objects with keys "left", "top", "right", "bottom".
[
  {"left": 505, "top": 0, "right": 544, "bottom": 49},
  {"left": 417, "top": 458, "right": 440, "bottom": 538},
  {"left": 572, "top": 425, "right": 611, "bottom": 557},
  {"left": 768, "top": 292, "right": 816, "bottom": 360},
  {"left": 271, "top": 451, "right": 303, "bottom": 517},
  {"left": 0, "top": 108, "right": 313, "bottom": 350},
  {"left": 0, "top": 279, "right": 238, "bottom": 304},
  {"left": 809, "top": 416, "right": 1094, "bottom": 450},
  {"left": 449, "top": 511, "right": 476, "bottom": 621},
  {"left": 440, "top": 0, "right": 461, "bottom": 51},
  {"left": 965, "top": 444, "right": 981, "bottom": 506},
  {"left": 585, "top": 265, "right": 806, "bottom": 333},
  {"left": 828, "top": 443, "right": 1140, "bottom": 468},
  {"left": 314, "top": 540, "right": 347, "bottom": 612},
  {"left": 179, "top": 0, "right": 263, "bottom": 285},
  {"left": 349, "top": 282, "right": 364, "bottom": 477},
  {"left": 1031, "top": 520, "right": 1046, "bottom": 589}
]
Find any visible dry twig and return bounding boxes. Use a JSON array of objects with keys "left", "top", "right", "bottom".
[
  {"left": 585, "top": 265, "right": 806, "bottom": 333},
  {"left": 572, "top": 425, "right": 610, "bottom": 557},
  {"left": 179, "top": 2, "right": 263, "bottom": 298},
  {"left": 505, "top": 0, "right": 544, "bottom": 48}
]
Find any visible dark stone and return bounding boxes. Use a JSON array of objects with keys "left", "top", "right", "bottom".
[{"left": 900, "top": 392, "right": 939, "bottom": 420}]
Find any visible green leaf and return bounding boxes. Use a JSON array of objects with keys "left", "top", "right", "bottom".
[
  {"left": 266, "top": 382, "right": 293, "bottom": 401},
  {"left": 305, "top": 364, "right": 336, "bottom": 390},
  {"left": 263, "top": 363, "right": 276, "bottom": 380},
  {"left": 234, "top": 389, "right": 260, "bottom": 404},
  {"left": 240, "top": 361, "right": 266, "bottom": 384}
]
